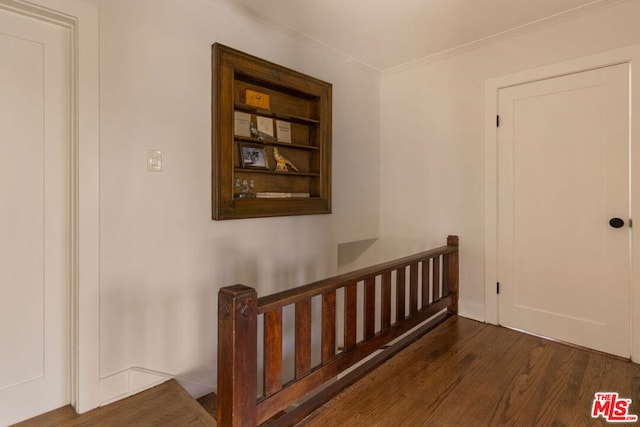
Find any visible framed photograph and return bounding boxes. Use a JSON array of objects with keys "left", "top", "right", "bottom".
[{"left": 239, "top": 143, "right": 269, "bottom": 169}]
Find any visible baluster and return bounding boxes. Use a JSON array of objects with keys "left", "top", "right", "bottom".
[
  {"left": 263, "top": 308, "right": 282, "bottom": 397},
  {"left": 295, "top": 298, "right": 311, "bottom": 378},
  {"left": 396, "top": 267, "right": 406, "bottom": 322},
  {"left": 364, "top": 277, "right": 376, "bottom": 340},
  {"left": 409, "top": 263, "right": 418, "bottom": 316},
  {"left": 322, "top": 291, "right": 336, "bottom": 363},
  {"left": 421, "top": 259, "right": 430, "bottom": 307},
  {"left": 443, "top": 254, "right": 449, "bottom": 297},
  {"left": 432, "top": 256, "right": 440, "bottom": 302},
  {"left": 344, "top": 282, "right": 357, "bottom": 350},
  {"left": 381, "top": 271, "right": 392, "bottom": 331}
]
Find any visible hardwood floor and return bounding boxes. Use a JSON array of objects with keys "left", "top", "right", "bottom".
[
  {"left": 13, "top": 317, "right": 640, "bottom": 426},
  {"left": 13, "top": 379, "right": 216, "bottom": 427},
  {"left": 299, "top": 316, "right": 640, "bottom": 426}
]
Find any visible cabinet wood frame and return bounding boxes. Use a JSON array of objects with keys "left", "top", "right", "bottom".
[{"left": 212, "top": 44, "right": 332, "bottom": 220}]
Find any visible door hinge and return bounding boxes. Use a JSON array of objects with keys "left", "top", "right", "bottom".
[
  {"left": 630, "top": 219, "right": 633, "bottom": 228},
  {"left": 497, "top": 282, "right": 500, "bottom": 294},
  {"left": 496, "top": 115, "right": 500, "bottom": 127}
]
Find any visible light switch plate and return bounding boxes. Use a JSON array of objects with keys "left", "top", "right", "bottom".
[{"left": 147, "top": 149, "right": 162, "bottom": 172}]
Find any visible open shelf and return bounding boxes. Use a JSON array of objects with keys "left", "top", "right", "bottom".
[
  {"left": 212, "top": 44, "right": 332, "bottom": 220},
  {"left": 233, "top": 103, "right": 320, "bottom": 126},
  {"left": 234, "top": 136, "right": 320, "bottom": 152},
  {"left": 233, "top": 168, "right": 320, "bottom": 177}
]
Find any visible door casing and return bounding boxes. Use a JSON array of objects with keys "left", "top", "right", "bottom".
[
  {"left": 0, "top": 0, "right": 101, "bottom": 414},
  {"left": 485, "top": 44, "right": 640, "bottom": 362}
]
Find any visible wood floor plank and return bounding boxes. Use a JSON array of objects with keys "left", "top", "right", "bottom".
[
  {"left": 19, "top": 317, "right": 640, "bottom": 427},
  {"left": 300, "top": 317, "right": 640, "bottom": 427},
  {"left": 13, "top": 379, "right": 215, "bottom": 427}
]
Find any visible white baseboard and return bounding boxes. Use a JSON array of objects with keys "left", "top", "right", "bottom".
[
  {"left": 99, "top": 367, "right": 216, "bottom": 406},
  {"left": 175, "top": 374, "right": 216, "bottom": 399},
  {"left": 458, "top": 300, "right": 485, "bottom": 322},
  {"left": 99, "top": 367, "right": 170, "bottom": 406}
]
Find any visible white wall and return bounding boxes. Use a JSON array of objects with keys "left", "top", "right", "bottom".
[
  {"left": 95, "top": 0, "right": 380, "bottom": 398},
  {"left": 375, "top": 0, "right": 640, "bottom": 321},
  {"left": 92, "top": 0, "right": 640, "bottom": 402}
]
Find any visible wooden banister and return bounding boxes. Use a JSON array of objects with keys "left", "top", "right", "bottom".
[
  {"left": 217, "top": 235, "right": 459, "bottom": 427},
  {"left": 217, "top": 285, "right": 257, "bottom": 426},
  {"left": 256, "top": 243, "right": 457, "bottom": 313}
]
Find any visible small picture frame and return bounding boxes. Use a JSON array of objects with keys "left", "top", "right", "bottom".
[{"left": 239, "top": 143, "right": 269, "bottom": 169}]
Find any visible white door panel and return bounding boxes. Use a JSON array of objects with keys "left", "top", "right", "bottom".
[
  {"left": 498, "top": 63, "right": 630, "bottom": 357},
  {"left": 0, "top": 7, "right": 71, "bottom": 425}
]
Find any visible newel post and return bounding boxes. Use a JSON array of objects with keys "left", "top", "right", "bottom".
[
  {"left": 218, "top": 285, "right": 258, "bottom": 427},
  {"left": 445, "top": 235, "right": 459, "bottom": 314}
]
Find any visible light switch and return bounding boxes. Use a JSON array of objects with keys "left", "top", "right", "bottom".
[{"left": 147, "top": 149, "right": 162, "bottom": 172}]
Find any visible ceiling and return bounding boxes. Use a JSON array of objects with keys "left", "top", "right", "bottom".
[{"left": 219, "top": 0, "right": 621, "bottom": 74}]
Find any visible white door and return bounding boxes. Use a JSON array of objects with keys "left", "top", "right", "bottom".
[
  {"left": 497, "top": 63, "right": 630, "bottom": 358},
  {"left": 0, "top": 7, "right": 72, "bottom": 425}
]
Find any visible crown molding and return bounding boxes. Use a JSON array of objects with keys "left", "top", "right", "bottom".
[
  {"left": 381, "top": 0, "right": 630, "bottom": 77},
  {"left": 212, "top": 0, "right": 381, "bottom": 77},
  {"left": 213, "top": 0, "right": 630, "bottom": 79}
]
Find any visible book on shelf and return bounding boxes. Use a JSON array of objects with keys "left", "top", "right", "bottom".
[
  {"left": 276, "top": 120, "right": 292, "bottom": 143},
  {"left": 256, "top": 116, "right": 274, "bottom": 138},
  {"left": 234, "top": 111, "right": 251, "bottom": 137},
  {"left": 256, "top": 192, "right": 310, "bottom": 198}
]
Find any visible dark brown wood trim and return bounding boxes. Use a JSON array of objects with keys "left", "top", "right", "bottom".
[
  {"left": 266, "top": 312, "right": 453, "bottom": 426},
  {"left": 257, "top": 245, "right": 457, "bottom": 313},
  {"left": 217, "top": 285, "right": 258, "bottom": 426},
  {"left": 217, "top": 236, "right": 459, "bottom": 427}
]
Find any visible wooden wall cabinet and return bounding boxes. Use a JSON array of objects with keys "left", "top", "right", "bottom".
[{"left": 212, "top": 44, "right": 332, "bottom": 220}]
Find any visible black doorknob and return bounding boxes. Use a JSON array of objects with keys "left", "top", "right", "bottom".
[{"left": 609, "top": 217, "right": 625, "bottom": 228}]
